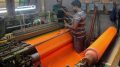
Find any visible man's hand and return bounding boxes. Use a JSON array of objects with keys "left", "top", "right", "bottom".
[
  {"left": 64, "top": 20, "right": 68, "bottom": 27},
  {"left": 64, "top": 22, "right": 70, "bottom": 28}
]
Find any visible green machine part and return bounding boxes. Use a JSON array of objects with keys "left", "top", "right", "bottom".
[
  {"left": 0, "top": 18, "right": 5, "bottom": 39},
  {"left": 53, "top": 4, "right": 62, "bottom": 14},
  {"left": 19, "top": 0, "right": 29, "bottom": 6}
]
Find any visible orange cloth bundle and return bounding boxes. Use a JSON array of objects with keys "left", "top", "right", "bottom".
[{"left": 85, "top": 26, "right": 117, "bottom": 62}]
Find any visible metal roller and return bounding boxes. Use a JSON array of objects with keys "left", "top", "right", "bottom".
[{"left": 30, "top": 53, "right": 40, "bottom": 62}]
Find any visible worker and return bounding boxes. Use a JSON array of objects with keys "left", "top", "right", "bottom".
[
  {"left": 110, "top": 2, "right": 117, "bottom": 26},
  {"left": 65, "top": 3, "right": 86, "bottom": 53},
  {"left": 117, "top": 8, "right": 120, "bottom": 35},
  {"left": 52, "top": 0, "right": 67, "bottom": 24}
]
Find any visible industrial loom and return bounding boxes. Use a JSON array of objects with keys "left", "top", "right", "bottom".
[{"left": 0, "top": 9, "right": 120, "bottom": 67}]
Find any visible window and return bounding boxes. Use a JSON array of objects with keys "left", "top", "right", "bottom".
[
  {"left": 0, "top": 0, "right": 6, "bottom": 8},
  {"left": 15, "top": 0, "right": 38, "bottom": 15},
  {"left": 0, "top": 0, "right": 6, "bottom": 15}
]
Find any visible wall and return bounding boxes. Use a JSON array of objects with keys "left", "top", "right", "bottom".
[
  {"left": 0, "top": 0, "right": 19, "bottom": 8},
  {"left": 44, "top": 0, "right": 120, "bottom": 11},
  {"left": 0, "top": 0, "right": 120, "bottom": 10},
  {"left": 0, "top": 0, "right": 6, "bottom": 8},
  {"left": 45, "top": 0, "right": 73, "bottom": 11}
]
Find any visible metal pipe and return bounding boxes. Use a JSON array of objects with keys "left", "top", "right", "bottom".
[
  {"left": 41, "top": 0, "right": 45, "bottom": 12},
  {"left": 30, "top": 53, "right": 40, "bottom": 62}
]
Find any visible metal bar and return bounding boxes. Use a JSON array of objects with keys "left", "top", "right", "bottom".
[
  {"left": 6, "top": 23, "right": 31, "bottom": 29},
  {"left": 41, "top": 0, "right": 45, "bottom": 12},
  {"left": 13, "top": 22, "right": 63, "bottom": 35},
  {"left": 12, "top": 23, "right": 64, "bottom": 41}
]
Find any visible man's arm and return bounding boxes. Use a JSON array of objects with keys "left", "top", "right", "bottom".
[
  {"left": 65, "top": 20, "right": 79, "bottom": 30},
  {"left": 60, "top": 7, "right": 73, "bottom": 17}
]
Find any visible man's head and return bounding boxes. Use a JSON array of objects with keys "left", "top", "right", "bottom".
[
  {"left": 57, "top": 0, "right": 62, "bottom": 5},
  {"left": 71, "top": 0, "right": 81, "bottom": 13},
  {"left": 71, "top": 0, "right": 81, "bottom": 7},
  {"left": 72, "top": 6, "right": 81, "bottom": 13}
]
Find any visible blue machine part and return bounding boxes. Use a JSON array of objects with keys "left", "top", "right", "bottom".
[
  {"left": 88, "top": 3, "right": 94, "bottom": 11},
  {"left": 105, "top": 3, "right": 113, "bottom": 11},
  {"left": 81, "top": 3, "right": 86, "bottom": 11}
]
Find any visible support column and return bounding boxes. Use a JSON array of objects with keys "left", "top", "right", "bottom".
[
  {"left": 5, "top": 0, "right": 15, "bottom": 17},
  {"left": 0, "top": 18, "right": 5, "bottom": 38},
  {"left": 41, "top": 0, "right": 45, "bottom": 12},
  {"left": 36, "top": 0, "right": 41, "bottom": 14}
]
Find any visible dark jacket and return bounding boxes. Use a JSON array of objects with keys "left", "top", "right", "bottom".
[
  {"left": 118, "top": 10, "right": 120, "bottom": 19},
  {"left": 118, "top": 9, "right": 120, "bottom": 25},
  {"left": 110, "top": 6, "right": 117, "bottom": 22}
]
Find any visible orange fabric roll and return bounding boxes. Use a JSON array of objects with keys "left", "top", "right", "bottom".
[
  {"left": 41, "top": 43, "right": 85, "bottom": 67},
  {"left": 25, "top": 29, "right": 69, "bottom": 45},
  {"left": 35, "top": 31, "right": 72, "bottom": 59},
  {"left": 25, "top": 29, "right": 72, "bottom": 58},
  {"left": 25, "top": 29, "right": 86, "bottom": 67},
  {"left": 85, "top": 26, "right": 117, "bottom": 61}
]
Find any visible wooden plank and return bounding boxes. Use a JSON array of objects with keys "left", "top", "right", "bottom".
[
  {"left": 103, "top": 37, "right": 120, "bottom": 67},
  {"left": 107, "top": 38, "right": 120, "bottom": 67}
]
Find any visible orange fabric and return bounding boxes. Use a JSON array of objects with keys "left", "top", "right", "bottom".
[
  {"left": 35, "top": 32, "right": 72, "bottom": 58},
  {"left": 24, "top": 26, "right": 117, "bottom": 67},
  {"left": 25, "top": 29, "right": 69, "bottom": 45},
  {"left": 41, "top": 43, "right": 85, "bottom": 67},
  {"left": 25, "top": 29, "right": 72, "bottom": 58},
  {"left": 25, "top": 29, "right": 85, "bottom": 67},
  {"left": 86, "top": 26, "right": 117, "bottom": 61}
]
